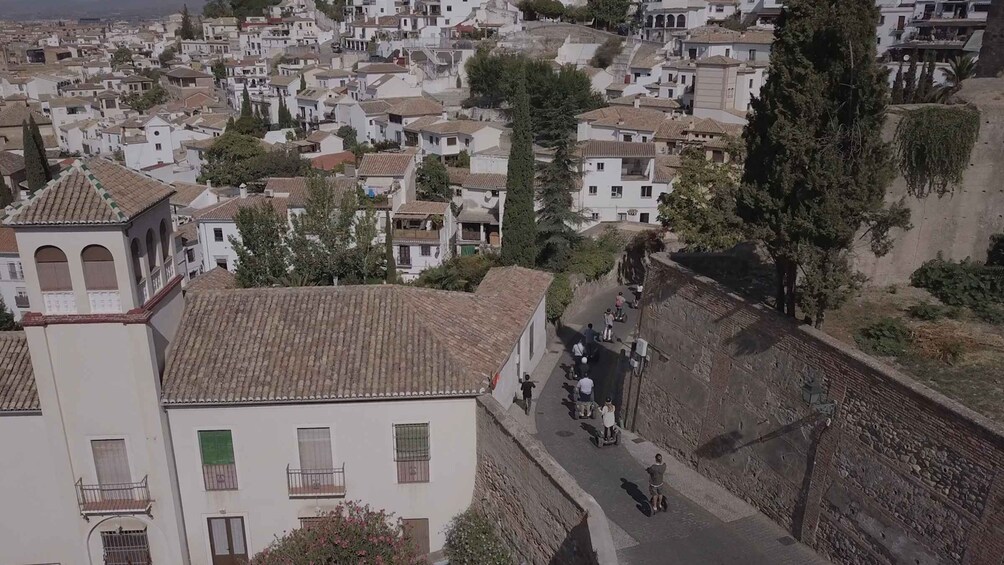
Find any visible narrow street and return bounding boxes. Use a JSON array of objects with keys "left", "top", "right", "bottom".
[{"left": 521, "top": 286, "right": 829, "bottom": 565}]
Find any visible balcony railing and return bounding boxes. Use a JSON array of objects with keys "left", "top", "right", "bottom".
[
  {"left": 202, "top": 463, "right": 239, "bottom": 491},
  {"left": 76, "top": 476, "right": 152, "bottom": 517},
  {"left": 137, "top": 280, "right": 150, "bottom": 305},
  {"left": 394, "top": 228, "right": 440, "bottom": 241},
  {"left": 150, "top": 268, "right": 164, "bottom": 294},
  {"left": 287, "top": 465, "right": 346, "bottom": 498},
  {"left": 460, "top": 229, "right": 483, "bottom": 242},
  {"left": 88, "top": 290, "right": 121, "bottom": 313},
  {"left": 42, "top": 291, "right": 76, "bottom": 314},
  {"left": 14, "top": 295, "right": 29, "bottom": 309}
]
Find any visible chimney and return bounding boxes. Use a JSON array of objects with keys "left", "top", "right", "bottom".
[
  {"left": 633, "top": 97, "right": 640, "bottom": 108},
  {"left": 239, "top": 183, "right": 248, "bottom": 199},
  {"left": 206, "top": 179, "right": 212, "bottom": 189}
]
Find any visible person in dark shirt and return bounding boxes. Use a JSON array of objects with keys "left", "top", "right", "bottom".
[
  {"left": 520, "top": 373, "right": 536, "bottom": 415},
  {"left": 647, "top": 453, "right": 668, "bottom": 515}
]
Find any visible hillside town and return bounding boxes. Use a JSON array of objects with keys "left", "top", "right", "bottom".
[{"left": 1, "top": 0, "right": 1003, "bottom": 564}]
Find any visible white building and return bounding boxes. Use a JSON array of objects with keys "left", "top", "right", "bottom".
[
  {"left": 0, "top": 156, "right": 553, "bottom": 564},
  {"left": 391, "top": 200, "right": 456, "bottom": 281},
  {"left": 577, "top": 140, "right": 674, "bottom": 226},
  {"left": 0, "top": 227, "right": 29, "bottom": 320},
  {"left": 193, "top": 189, "right": 289, "bottom": 273}
]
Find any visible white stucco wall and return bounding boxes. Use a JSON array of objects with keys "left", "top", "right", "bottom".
[
  {"left": 491, "top": 296, "right": 547, "bottom": 409},
  {"left": 166, "top": 397, "right": 478, "bottom": 563}
]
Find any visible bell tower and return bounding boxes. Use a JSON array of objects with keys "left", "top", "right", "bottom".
[{"left": 4, "top": 157, "right": 191, "bottom": 564}]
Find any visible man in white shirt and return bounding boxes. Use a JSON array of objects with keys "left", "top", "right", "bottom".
[{"left": 575, "top": 375, "right": 594, "bottom": 418}]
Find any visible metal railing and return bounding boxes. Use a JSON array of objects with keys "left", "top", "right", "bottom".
[
  {"left": 460, "top": 229, "right": 483, "bottom": 242},
  {"left": 14, "top": 295, "right": 29, "bottom": 309},
  {"left": 76, "top": 476, "right": 151, "bottom": 515},
  {"left": 287, "top": 465, "right": 346, "bottom": 498},
  {"left": 202, "top": 463, "right": 239, "bottom": 491},
  {"left": 394, "top": 228, "right": 440, "bottom": 241}
]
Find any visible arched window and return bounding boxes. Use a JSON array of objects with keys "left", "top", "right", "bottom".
[
  {"left": 159, "top": 220, "right": 171, "bottom": 262},
  {"left": 646, "top": 15, "right": 653, "bottom": 27},
  {"left": 131, "top": 238, "right": 143, "bottom": 283},
  {"left": 82, "top": 245, "right": 118, "bottom": 291},
  {"left": 35, "top": 246, "right": 72, "bottom": 292},
  {"left": 655, "top": 14, "right": 665, "bottom": 28},
  {"left": 677, "top": 14, "right": 686, "bottom": 28},
  {"left": 145, "top": 229, "right": 158, "bottom": 273}
]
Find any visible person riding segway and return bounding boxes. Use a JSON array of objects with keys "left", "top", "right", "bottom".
[
  {"left": 614, "top": 292, "right": 626, "bottom": 322},
  {"left": 596, "top": 398, "right": 620, "bottom": 447}
]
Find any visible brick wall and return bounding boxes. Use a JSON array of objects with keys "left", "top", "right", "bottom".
[
  {"left": 473, "top": 395, "right": 616, "bottom": 565},
  {"left": 627, "top": 256, "right": 1004, "bottom": 565}
]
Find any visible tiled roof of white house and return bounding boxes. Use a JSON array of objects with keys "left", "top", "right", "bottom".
[
  {"left": 581, "top": 140, "right": 657, "bottom": 159},
  {"left": 357, "top": 153, "right": 414, "bottom": 177},
  {"left": 356, "top": 62, "right": 409, "bottom": 74},
  {"left": 5, "top": 158, "right": 175, "bottom": 226},
  {"left": 160, "top": 267, "right": 553, "bottom": 405},
  {"left": 0, "top": 332, "right": 36, "bottom": 413}
]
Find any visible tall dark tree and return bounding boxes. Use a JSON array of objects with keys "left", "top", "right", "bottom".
[
  {"left": 180, "top": 4, "right": 196, "bottom": 40},
  {"left": 23, "top": 120, "right": 48, "bottom": 193},
  {"left": 29, "top": 116, "right": 50, "bottom": 183},
  {"left": 536, "top": 139, "right": 584, "bottom": 271},
  {"left": 0, "top": 173, "right": 12, "bottom": 209},
  {"left": 501, "top": 67, "right": 537, "bottom": 267},
  {"left": 891, "top": 62, "right": 905, "bottom": 104},
  {"left": 299, "top": 74, "right": 307, "bottom": 93},
  {"left": 384, "top": 210, "right": 397, "bottom": 283},
  {"left": 903, "top": 50, "right": 919, "bottom": 103},
  {"left": 916, "top": 52, "right": 935, "bottom": 102},
  {"left": 278, "top": 97, "right": 295, "bottom": 128},
  {"left": 0, "top": 297, "right": 17, "bottom": 331},
  {"left": 739, "top": 0, "right": 910, "bottom": 326},
  {"left": 241, "top": 84, "right": 252, "bottom": 118},
  {"left": 416, "top": 155, "right": 451, "bottom": 202}
]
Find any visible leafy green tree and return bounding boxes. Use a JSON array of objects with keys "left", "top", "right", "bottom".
[
  {"left": 288, "top": 176, "right": 350, "bottom": 284},
  {"left": 739, "top": 0, "right": 910, "bottom": 327},
  {"left": 0, "top": 297, "right": 18, "bottom": 331},
  {"left": 385, "top": 210, "right": 397, "bottom": 283},
  {"left": 211, "top": 59, "right": 227, "bottom": 81},
  {"left": 202, "top": 0, "right": 234, "bottom": 18},
  {"left": 454, "top": 150, "right": 471, "bottom": 168},
  {"left": 111, "top": 46, "right": 133, "bottom": 67},
  {"left": 344, "top": 194, "right": 385, "bottom": 283},
  {"left": 336, "top": 125, "right": 358, "bottom": 149},
  {"left": 891, "top": 62, "right": 905, "bottom": 104},
  {"left": 200, "top": 132, "right": 264, "bottom": 185},
  {"left": 123, "top": 84, "right": 169, "bottom": 112},
  {"left": 415, "top": 254, "right": 500, "bottom": 292},
  {"left": 935, "top": 55, "right": 977, "bottom": 102},
  {"left": 587, "top": 0, "right": 630, "bottom": 30},
  {"left": 501, "top": 67, "right": 537, "bottom": 267},
  {"left": 158, "top": 46, "right": 177, "bottom": 67},
  {"left": 416, "top": 155, "right": 451, "bottom": 202},
  {"left": 180, "top": 4, "right": 196, "bottom": 40},
  {"left": 903, "top": 51, "right": 919, "bottom": 103},
  {"left": 590, "top": 37, "right": 623, "bottom": 68},
  {"left": 23, "top": 119, "right": 49, "bottom": 193},
  {"left": 0, "top": 172, "right": 11, "bottom": 208},
  {"left": 444, "top": 509, "right": 514, "bottom": 565},
  {"left": 231, "top": 201, "right": 290, "bottom": 287},
  {"left": 658, "top": 145, "right": 744, "bottom": 252},
  {"left": 536, "top": 139, "right": 584, "bottom": 271}
]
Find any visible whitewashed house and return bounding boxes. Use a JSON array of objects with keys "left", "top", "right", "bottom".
[{"left": 577, "top": 140, "right": 674, "bottom": 226}]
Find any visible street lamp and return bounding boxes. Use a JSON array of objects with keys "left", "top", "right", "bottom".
[{"left": 802, "top": 377, "right": 836, "bottom": 416}]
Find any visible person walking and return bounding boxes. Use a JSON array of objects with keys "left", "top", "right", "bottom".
[
  {"left": 647, "top": 453, "right": 668, "bottom": 515},
  {"left": 520, "top": 373, "right": 535, "bottom": 415},
  {"left": 602, "top": 309, "right": 615, "bottom": 342},
  {"left": 614, "top": 292, "right": 626, "bottom": 320},
  {"left": 583, "top": 323, "right": 598, "bottom": 357},
  {"left": 600, "top": 397, "right": 617, "bottom": 440},
  {"left": 571, "top": 340, "right": 586, "bottom": 379}
]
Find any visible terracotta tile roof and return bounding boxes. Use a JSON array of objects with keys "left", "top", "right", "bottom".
[
  {"left": 5, "top": 158, "right": 175, "bottom": 226},
  {"left": 697, "top": 55, "right": 742, "bottom": 66},
  {"left": 608, "top": 95, "right": 681, "bottom": 111},
  {"left": 446, "top": 167, "right": 469, "bottom": 186},
  {"left": 166, "top": 67, "right": 212, "bottom": 79},
  {"left": 311, "top": 151, "right": 356, "bottom": 171},
  {"left": 194, "top": 195, "right": 288, "bottom": 222},
  {"left": 387, "top": 97, "right": 443, "bottom": 118},
  {"left": 0, "top": 151, "right": 25, "bottom": 176},
  {"left": 577, "top": 106, "right": 667, "bottom": 133},
  {"left": 403, "top": 115, "right": 442, "bottom": 133},
  {"left": 176, "top": 221, "right": 197, "bottom": 243},
  {"left": 0, "top": 227, "right": 17, "bottom": 254},
  {"left": 171, "top": 182, "right": 210, "bottom": 207},
  {"left": 187, "top": 267, "right": 237, "bottom": 292},
  {"left": 420, "top": 120, "right": 499, "bottom": 135},
  {"left": 160, "top": 266, "right": 551, "bottom": 405},
  {"left": 265, "top": 176, "right": 356, "bottom": 208},
  {"left": 581, "top": 140, "right": 657, "bottom": 159},
  {"left": 357, "top": 153, "right": 414, "bottom": 177},
  {"left": 462, "top": 173, "right": 507, "bottom": 191},
  {"left": 0, "top": 105, "right": 51, "bottom": 128},
  {"left": 0, "top": 332, "right": 37, "bottom": 413},
  {"left": 654, "top": 155, "right": 682, "bottom": 184},
  {"left": 397, "top": 201, "right": 450, "bottom": 216},
  {"left": 357, "top": 62, "right": 408, "bottom": 74},
  {"left": 655, "top": 119, "right": 688, "bottom": 141}
]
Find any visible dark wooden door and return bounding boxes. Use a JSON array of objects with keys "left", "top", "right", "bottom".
[
  {"left": 402, "top": 518, "right": 430, "bottom": 558},
  {"left": 208, "top": 517, "right": 248, "bottom": 565}
]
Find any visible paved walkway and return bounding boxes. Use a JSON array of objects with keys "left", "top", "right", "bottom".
[{"left": 514, "top": 285, "right": 829, "bottom": 565}]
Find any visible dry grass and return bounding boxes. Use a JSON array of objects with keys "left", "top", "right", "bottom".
[{"left": 824, "top": 286, "right": 1004, "bottom": 423}]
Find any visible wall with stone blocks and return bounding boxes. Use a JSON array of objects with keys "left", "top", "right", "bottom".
[
  {"left": 628, "top": 255, "right": 1004, "bottom": 565},
  {"left": 473, "top": 395, "right": 617, "bottom": 565}
]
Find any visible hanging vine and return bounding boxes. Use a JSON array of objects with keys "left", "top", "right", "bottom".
[{"left": 894, "top": 105, "right": 980, "bottom": 197}]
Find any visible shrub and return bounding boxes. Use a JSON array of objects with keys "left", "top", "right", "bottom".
[
  {"left": 546, "top": 272, "right": 573, "bottom": 321},
  {"left": 444, "top": 509, "right": 514, "bottom": 565},
  {"left": 974, "top": 303, "right": 1004, "bottom": 325},
  {"left": 910, "top": 255, "right": 1004, "bottom": 307},
  {"left": 907, "top": 302, "right": 948, "bottom": 321},
  {"left": 566, "top": 228, "right": 623, "bottom": 281},
  {"left": 250, "top": 501, "right": 421, "bottom": 564},
  {"left": 855, "top": 317, "right": 913, "bottom": 356},
  {"left": 590, "top": 37, "right": 623, "bottom": 69},
  {"left": 415, "top": 253, "right": 500, "bottom": 292},
  {"left": 988, "top": 234, "right": 1004, "bottom": 267}
]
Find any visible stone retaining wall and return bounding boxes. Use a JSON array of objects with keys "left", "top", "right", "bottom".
[
  {"left": 626, "top": 255, "right": 1004, "bottom": 565},
  {"left": 473, "top": 395, "right": 617, "bottom": 565}
]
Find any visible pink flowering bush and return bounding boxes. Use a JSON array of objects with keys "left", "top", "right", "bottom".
[{"left": 250, "top": 501, "right": 422, "bottom": 565}]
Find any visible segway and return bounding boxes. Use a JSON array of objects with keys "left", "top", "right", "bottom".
[{"left": 594, "top": 425, "right": 621, "bottom": 448}]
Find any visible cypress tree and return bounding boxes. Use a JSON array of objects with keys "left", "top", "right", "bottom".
[
  {"left": 0, "top": 297, "right": 17, "bottom": 331},
  {"left": 535, "top": 137, "right": 584, "bottom": 271},
  {"left": 891, "top": 62, "right": 905, "bottom": 104},
  {"left": 739, "top": 0, "right": 909, "bottom": 326},
  {"left": 278, "top": 97, "right": 294, "bottom": 129},
  {"left": 23, "top": 120, "right": 48, "bottom": 193},
  {"left": 241, "top": 84, "right": 252, "bottom": 118},
  {"left": 299, "top": 74, "right": 307, "bottom": 93},
  {"left": 28, "top": 115, "right": 51, "bottom": 182},
  {"left": 384, "top": 210, "right": 397, "bottom": 283},
  {"left": 500, "top": 66, "right": 537, "bottom": 268},
  {"left": 180, "top": 4, "right": 195, "bottom": 40},
  {"left": 903, "top": 50, "right": 919, "bottom": 103},
  {"left": 917, "top": 52, "right": 936, "bottom": 102},
  {"left": 0, "top": 173, "right": 11, "bottom": 208}
]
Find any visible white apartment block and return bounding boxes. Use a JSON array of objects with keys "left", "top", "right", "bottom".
[
  {"left": 0, "top": 157, "right": 551, "bottom": 565},
  {"left": 577, "top": 140, "right": 674, "bottom": 226},
  {"left": 0, "top": 228, "right": 29, "bottom": 320}
]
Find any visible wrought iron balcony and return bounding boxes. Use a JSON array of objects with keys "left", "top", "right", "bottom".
[
  {"left": 287, "top": 464, "right": 346, "bottom": 498},
  {"left": 76, "top": 476, "right": 152, "bottom": 519}
]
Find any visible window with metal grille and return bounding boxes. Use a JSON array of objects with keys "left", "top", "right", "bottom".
[
  {"left": 199, "top": 430, "right": 238, "bottom": 490},
  {"left": 101, "top": 529, "right": 151, "bottom": 565},
  {"left": 393, "top": 424, "right": 430, "bottom": 483}
]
